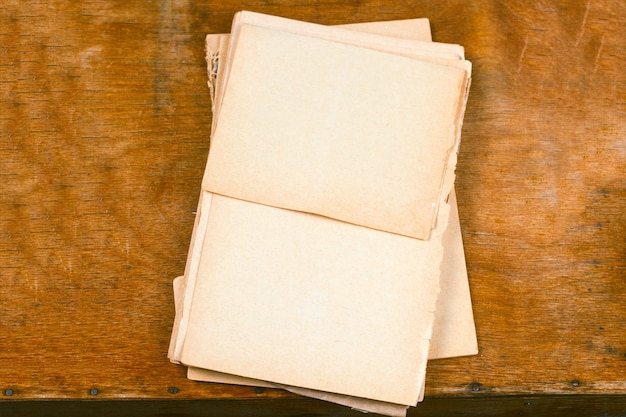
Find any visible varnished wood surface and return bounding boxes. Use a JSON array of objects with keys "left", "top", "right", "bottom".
[{"left": 1, "top": 0, "right": 625, "bottom": 415}]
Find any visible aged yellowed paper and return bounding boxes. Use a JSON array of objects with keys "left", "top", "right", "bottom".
[
  {"left": 169, "top": 12, "right": 471, "bottom": 368},
  {"left": 203, "top": 24, "right": 466, "bottom": 240},
  {"left": 181, "top": 195, "right": 449, "bottom": 406},
  {"left": 168, "top": 10, "right": 470, "bottom": 412}
]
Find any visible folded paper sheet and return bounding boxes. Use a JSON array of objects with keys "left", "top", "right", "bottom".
[
  {"left": 181, "top": 195, "right": 448, "bottom": 406},
  {"left": 203, "top": 24, "right": 467, "bottom": 241},
  {"left": 168, "top": 11, "right": 472, "bottom": 368},
  {"left": 173, "top": 189, "right": 475, "bottom": 417},
  {"left": 169, "top": 11, "right": 475, "bottom": 415},
  {"left": 176, "top": 193, "right": 474, "bottom": 417}
]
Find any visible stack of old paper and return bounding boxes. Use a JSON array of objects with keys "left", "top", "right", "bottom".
[{"left": 168, "top": 11, "right": 477, "bottom": 416}]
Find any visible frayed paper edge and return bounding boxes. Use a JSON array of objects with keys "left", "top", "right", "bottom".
[{"left": 206, "top": 50, "right": 219, "bottom": 112}]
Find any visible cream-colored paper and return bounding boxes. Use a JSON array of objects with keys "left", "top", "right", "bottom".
[
  {"left": 430, "top": 191, "right": 477, "bottom": 359},
  {"left": 167, "top": 191, "right": 214, "bottom": 362},
  {"left": 178, "top": 191, "right": 477, "bottom": 369},
  {"left": 174, "top": 277, "right": 407, "bottom": 416},
  {"left": 182, "top": 27, "right": 464, "bottom": 405},
  {"left": 169, "top": 12, "right": 471, "bottom": 367},
  {"left": 176, "top": 188, "right": 474, "bottom": 416},
  {"left": 168, "top": 9, "right": 470, "bottom": 412},
  {"left": 210, "top": 13, "right": 471, "bottom": 244},
  {"left": 181, "top": 194, "right": 449, "bottom": 406},
  {"left": 198, "top": 17, "right": 475, "bottom": 362},
  {"left": 172, "top": 276, "right": 278, "bottom": 386},
  {"left": 203, "top": 23, "right": 467, "bottom": 240},
  {"left": 336, "top": 18, "right": 431, "bottom": 41},
  {"left": 204, "top": 18, "right": 433, "bottom": 108},
  {"left": 179, "top": 24, "right": 473, "bottom": 417},
  {"left": 178, "top": 190, "right": 476, "bottom": 415},
  {"left": 217, "top": 12, "right": 471, "bottom": 240},
  {"left": 211, "top": 12, "right": 467, "bottom": 128}
]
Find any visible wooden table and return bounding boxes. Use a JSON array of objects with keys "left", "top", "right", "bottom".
[{"left": 1, "top": 1, "right": 624, "bottom": 416}]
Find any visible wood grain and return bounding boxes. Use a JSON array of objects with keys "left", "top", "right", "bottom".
[{"left": 1, "top": 0, "right": 624, "bottom": 414}]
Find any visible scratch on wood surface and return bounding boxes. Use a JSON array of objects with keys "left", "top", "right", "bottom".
[
  {"left": 592, "top": 35, "right": 604, "bottom": 75},
  {"left": 575, "top": 0, "right": 590, "bottom": 47},
  {"left": 516, "top": 35, "right": 529, "bottom": 74}
]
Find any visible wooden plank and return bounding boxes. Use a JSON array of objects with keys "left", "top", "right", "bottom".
[
  {"left": 0, "top": 0, "right": 624, "bottom": 410},
  {"left": 1, "top": 395, "right": 625, "bottom": 417}
]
